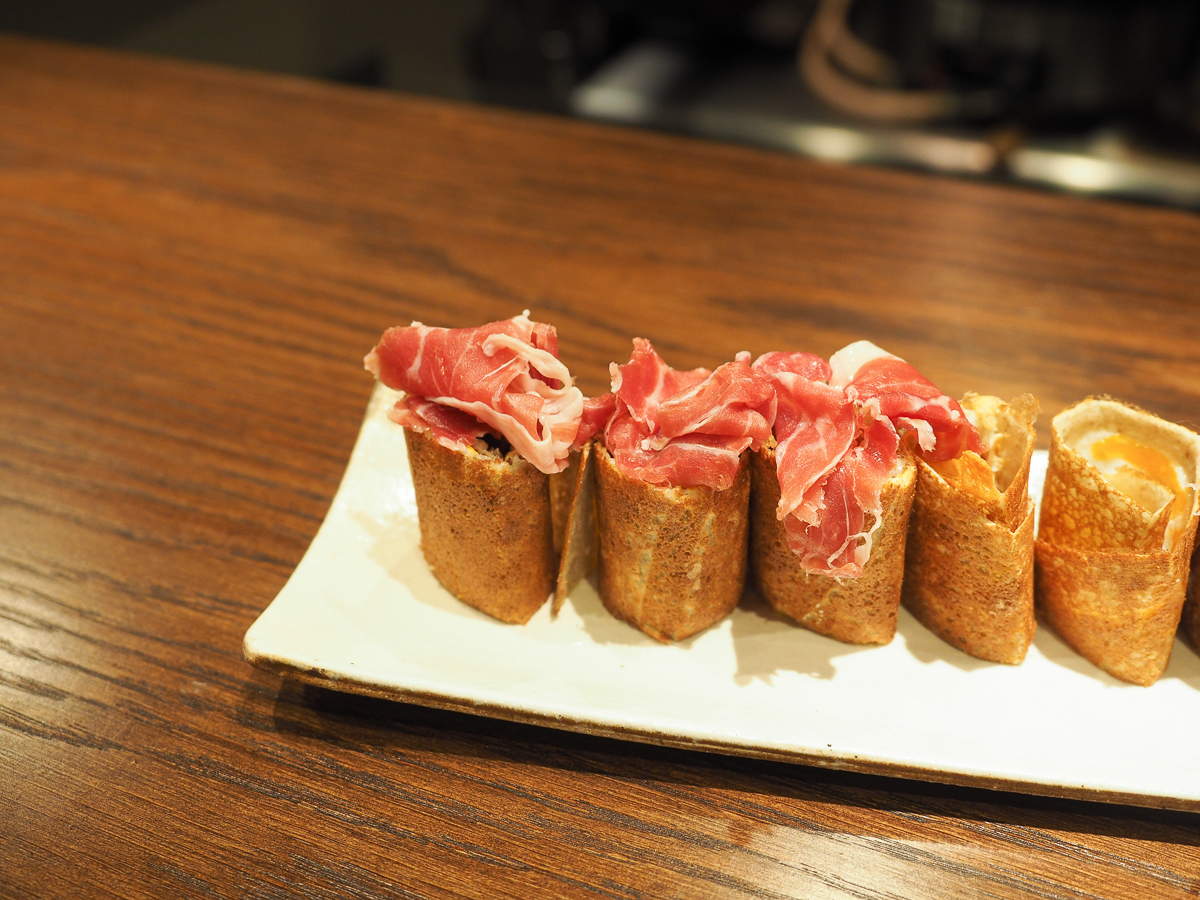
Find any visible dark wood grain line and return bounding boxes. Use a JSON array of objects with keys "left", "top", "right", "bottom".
[{"left": 0, "top": 705, "right": 124, "bottom": 751}]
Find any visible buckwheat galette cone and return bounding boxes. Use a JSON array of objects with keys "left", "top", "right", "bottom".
[
  {"left": 1186, "top": 552, "right": 1200, "bottom": 651},
  {"left": 405, "top": 428, "right": 555, "bottom": 625},
  {"left": 750, "top": 444, "right": 917, "bottom": 645},
  {"left": 594, "top": 443, "right": 750, "bottom": 642},
  {"left": 1035, "top": 396, "right": 1200, "bottom": 686},
  {"left": 549, "top": 448, "right": 582, "bottom": 556},
  {"left": 902, "top": 394, "right": 1039, "bottom": 664},
  {"left": 554, "top": 441, "right": 598, "bottom": 613}
]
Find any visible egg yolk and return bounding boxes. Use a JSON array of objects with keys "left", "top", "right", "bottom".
[{"left": 1091, "top": 434, "right": 1187, "bottom": 519}]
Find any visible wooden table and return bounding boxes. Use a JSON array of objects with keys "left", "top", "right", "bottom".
[{"left": 3, "top": 34, "right": 1199, "bottom": 899}]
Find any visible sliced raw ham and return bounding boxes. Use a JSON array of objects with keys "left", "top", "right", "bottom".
[
  {"left": 365, "top": 312, "right": 584, "bottom": 474},
  {"left": 782, "top": 415, "right": 900, "bottom": 575},
  {"left": 609, "top": 338, "right": 710, "bottom": 432},
  {"left": 754, "top": 354, "right": 854, "bottom": 526},
  {"left": 604, "top": 341, "right": 776, "bottom": 491},
  {"left": 655, "top": 354, "right": 776, "bottom": 448},
  {"left": 831, "top": 340, "right": 983, "bottom": 462},
  {"left": 572, "top": 392, "right": 617, "bottom": 450},
  {"left": 388, "top": 395, "right": 493, "bottom": 451},
  {"left": 753, "top": 351, "right": 831, "bottom": 384},
  {"left": 755, "top": 341, "right": 978, "bottom": 577}
]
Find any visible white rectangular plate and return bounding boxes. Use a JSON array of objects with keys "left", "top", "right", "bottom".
[{"left": 244, "top": 385, "right": 1200, "bottom": 811}]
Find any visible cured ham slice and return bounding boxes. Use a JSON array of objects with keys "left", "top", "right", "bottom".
[
  {"left": 604, "top": 339, "right": 776, "bottom": 491},
  {"left": 831, "top": 340, "right": 983, "bottom": 462},
  {"left": 365, "top": 312, "right": 584, "bottom": 474},
  {"left": 388, "top": 396, "right": 493, "bottom": 451},
  {"left": 782, "top": 415, "right": 901, "bottom": 575},
  {"left": 572, "top": 392, "right": 617, "bottom": 450},
  {"left": 754, "top": 341, "right": 979, "bottom": 578},
  {"left": 609, "top": 338, "right": 710, "bottom": 432}
]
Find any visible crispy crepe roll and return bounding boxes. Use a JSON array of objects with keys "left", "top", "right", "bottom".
[
  {"left": 1035, "top": 396, "right": 1200, "bottom": 686},
  {"left": 750, "top": 343, "right": 982, "bottom": 645},
  {"left": 752, "top": 442, "right": 916, "bottom": 644},
  {"left": 597, "top": 444, "right": 751, "bottom": 641},
  {"left": 593, "top": 340, "right": 775, "bottom": 642},
  {"left": 405, "top": 428, "right": 555, "bottom": 624},
  {"left": 1186, "top": 550, "right": 1200, "bottom": 651},
  {"left": 902, "top": 394, "right": 1039, "bottom": 664},
  {"left": 552, "top": 393, "right": 617, "bottom": 612},
  {"left": 365, "top": 312, "right": 585, "bottom": 623},
  {"left": 548, "top": 451, "right": 580, "bottom": 555},
  {"left": 554, "top": 441, "right": 599, "bottom": 613}
]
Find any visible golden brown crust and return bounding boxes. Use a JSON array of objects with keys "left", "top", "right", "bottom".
[
  {"left": 750, "top": 445, "right": 917, "bottom": 645},
  {"left": 554, "top": 441, "right": 598, "bottom": 613},
  {"left": 901, "top": 394, "right": 1038, "bottom": 664},
  {"left": 1034, "top": 396, "right": 1200, "bottom": 685},
  {"left": 1035, "top": 540, "right": 1191, "bottom": 686},
  {"left": 904, "top": 473, "right": 1036, "bottom": 664},
  {"left": 1186, "top": 549, "right": 1200, "bottom": 652},
  {"left": 971, "top": 392, "right": 1040, "bottom": 531},
  {"left": 405, "top": 427, "right": 555, "bottom": 624},
  {"left": 593, "top": 444, "right": 750, "bottom": 642},
  {"left": 548, "top": 450, "right": 579, "bottom": 555}
]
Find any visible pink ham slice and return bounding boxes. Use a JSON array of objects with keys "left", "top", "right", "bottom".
[
  {"left": 753, "top": 351, "right": 849, "bottom": 526},
  {"left": 782, "top": 414, "right": 901, "bottom": 575},
  {"left": 388, "top": 395, "right": 493, "bottom": 450},
  {"left": 604, "top": 339, "right": 776, "bottom": 491},
  {"left": 609, "top": 338, "right": 710, "bottom": 433},
  {"left": 572, "top": 392, "right": 618, "bottom": 450},
  {"left": 365, "top": 312, "right": 584, "bottom": 474},
  {"left": 831, "top": 340, "right": 983, "bottom": 462},
  {"left": 756, "top": 341, "right": 980, "bottom": 577}
]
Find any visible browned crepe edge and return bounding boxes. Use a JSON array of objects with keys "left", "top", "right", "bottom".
[
  {"left": 749, "top": 445, "right": 917, "bottom": 645},
  {"left": 548, "top": 449, "right": 580, "bottom": 555},
  {"left": 1037, "top": 396, "right": 1194, "bottom": 553},
  {"left": 1186, "top": 548, "right": 1200, "bottom": 652},
  {"left": 1032, "top": 396, "right": 1200, "bottom": 685},
  {"left": 903, "top": 470, "right": 1036, "bottom": 664},
  {"left": 554, "top": 441, "right": 598, "bottom": 614},
  {"left": 593, "top": 443, "right": 750, "bottom": 643},
  {"left": 901, "top": 394, "right": 1038, "bottom": 664},
  {"left": 405, "top": 427, "right": 555, "bottom": 625},
  {"left": 972, "top": 392, "right": 1040, "bottom": 532},
  {"left": 1034, "top": 538, "right": 1194, "bottom": 686}
]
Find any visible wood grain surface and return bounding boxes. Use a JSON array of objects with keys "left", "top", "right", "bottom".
[{"left": 2, "top": 34, "right": 1199, "bottom": 900}]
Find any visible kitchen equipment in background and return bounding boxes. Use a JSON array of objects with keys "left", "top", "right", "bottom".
[{"left": 472, "top": 0, "right": 1200, "bottom": 208}]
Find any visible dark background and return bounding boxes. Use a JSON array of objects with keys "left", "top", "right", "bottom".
[{"left": 6, "top": 0, "right": 1200, "bottom": 208}]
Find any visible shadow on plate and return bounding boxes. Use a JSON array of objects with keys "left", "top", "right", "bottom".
[
  {"left": 1031, "top": 614, "right": 1200, "bottom": 691},
  {"left": 566, "top": 573, "right": 665, "bottom": 647},
  {"left": 353, "top": 509, "right": 490, "bottom": 622},
  {"left": 352, "top": 510, "right": 1200, "bottom": 690},
  {"left": 728, "top": 589, "right": 875, "bottom": 683}
]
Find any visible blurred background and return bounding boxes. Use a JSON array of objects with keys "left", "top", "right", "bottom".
[{"left": 7, "top": 0, "right": 1200, "bottom": 209}]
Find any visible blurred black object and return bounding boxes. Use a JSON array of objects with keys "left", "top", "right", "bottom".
[
  {"left": 467, "top": 0, "right": 801, "bottom": 110},
  {"left": 467, "top": 0, "right": 617, "bottom": 109},
  {"left": 848, "top": 0, "right": 1200, "bottom": 125},
  {"left": 469, "top": 0, "right": 1200, "bottom": 128},
  {"left": 466, "top": 0, "right": 1200, "bottom": 207}
]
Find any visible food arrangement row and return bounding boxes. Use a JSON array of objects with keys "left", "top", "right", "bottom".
[{"left": 364, "top": 313, "right": 1200, "bottom": 687}]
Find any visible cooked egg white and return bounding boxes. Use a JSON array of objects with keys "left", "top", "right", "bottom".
[{"left": 1073, "top": 429, "right": 1191, "bottom": 550}]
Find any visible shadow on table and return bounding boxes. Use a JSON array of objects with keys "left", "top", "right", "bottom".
[{"left": 262, "top": 675, "right": 1200, "bottom": 845}]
